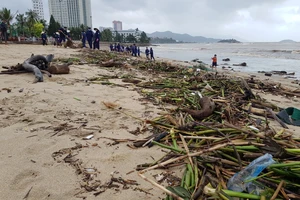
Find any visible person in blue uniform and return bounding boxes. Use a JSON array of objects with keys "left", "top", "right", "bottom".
[
  {"left": 53, "top": 32, "right": 59, "bottom": 46},
  {"left": 85, "top": 27, "right": 93, "bottom": 49},
  {"left": 0, "top": 20, "right": 8, "bottom": 44},
  {"left": 58, "top": 27, "right": 66, "bottom": 45},
  {"left": 137, "top": 47, "right": 140, "bottom": 57},
  {"left": 81, "top": 30, "right": 86, "bottom": 48},
  {"left": 145, "top": 47, "right": 150, "bottom": 60},
  {"left": 150, "top": 47, "right": 155, "bottom": 61},
  {"left": 66, "top": 29, "right": 71, "bottom": 40},
  {"left": 41, "top": 31, "right": 47, "bottom": 46},
  {"left": 110, "top": 43, "right": 113, "bottom": 51},
  {"left": 93, "top": 28, "right": 100, "bottom": 50}
]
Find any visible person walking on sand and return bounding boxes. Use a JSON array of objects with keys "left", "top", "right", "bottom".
[
  {"left": 145, "top": 47, "right": 150, "bottom": 60},
  {"left": 137, "top": 47, "right": 140, "bottom": 57},
  {"left": 81, "top": 30, "right": 86, "bottom": 48},
  {"left": 93, "top": 28, "right": 100, "bottom": 50},
  {"left": 41, "top": 31, "right": 47, "bottom": 46},
  {"left": 150, "top": 47, "right": 155, "bottom": 61},
  {"left": 0, "top": 20, "right": 8, "bottom": 44},
  {"left": 86, "top": 27, "right": 94, "bottom": 49},
  {"left": 211, "top": 54, "right": 217, "bottom": 69}
]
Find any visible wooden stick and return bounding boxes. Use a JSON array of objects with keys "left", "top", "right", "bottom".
[
  {"left": 179, "top": 134, "right": 193, "bottom": 168},
  {"left": 183, "top": 136, "right": 221, "bottom": 140},
  {"left": 270, "top": 180, "right": 285, "bottom": 200},
  {"left": 280, "top": 188, "right": 290, "bottom": 200},
  {"left": 141, "top": 141, "right": 253, "bottom": 173},
  {"left": 215, "top": 165, "right": 227, "bottom": 189},
  {"left": 266, "top": 108, "right": 289, "bottom": 129},
  {"left": 138, "top": 173, "right": 184, "bottom": 200}
]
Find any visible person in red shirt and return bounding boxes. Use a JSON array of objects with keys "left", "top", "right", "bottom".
[{"left": 211, "top": 54, "right": 217, "bottom": 69}]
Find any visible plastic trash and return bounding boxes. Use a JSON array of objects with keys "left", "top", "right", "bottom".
[{"left": 227, "top": 153, "right": 276, "bottom": 195}]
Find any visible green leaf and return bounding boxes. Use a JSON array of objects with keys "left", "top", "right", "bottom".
[{"left": 166, "top": 186, "right": 191, "bottom": 200}]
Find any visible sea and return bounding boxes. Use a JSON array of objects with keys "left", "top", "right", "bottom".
[{"left": 149, "top": 42, "right": 300, "bottom": 79}]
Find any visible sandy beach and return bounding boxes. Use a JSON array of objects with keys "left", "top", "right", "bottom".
[{"left": 1, "top": 44, "right": 300, "bottom": 200}]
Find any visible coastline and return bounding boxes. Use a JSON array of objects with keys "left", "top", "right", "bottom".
[{"left": 1, "top": 44, "right": 300, "bottom": 199}]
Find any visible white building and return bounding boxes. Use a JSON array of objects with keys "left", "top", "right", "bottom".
[
  {"left": 99, "top": 26, "right": 113, "bottom": 32},
  {"left": 32, "top": 0, "right": 44, "bottom": 20},
  {"left": 112, "top": 20, "right": 122, "bottom": 31},
  {"left": 48, "top": 0, "right": 92, "bottom": 28},
  {"left": 112, "top": 29, "right": 142, "bottom": 40}
]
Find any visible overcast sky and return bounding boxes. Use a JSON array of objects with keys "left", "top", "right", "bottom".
[{"left": 1, "top": 0, "right": 300, "bottom": 42}]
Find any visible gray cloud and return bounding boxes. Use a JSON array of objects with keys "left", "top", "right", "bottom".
[{"left": 1, "top": 0, "right": 300, "bottom": 41}]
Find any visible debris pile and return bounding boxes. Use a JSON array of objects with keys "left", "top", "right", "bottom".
[{"left": 74, "top": 50, "right": 300, "bottom": 199}]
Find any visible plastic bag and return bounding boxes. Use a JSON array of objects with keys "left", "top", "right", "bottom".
[{"left": 227, "top": 153, "right": 276, "bottom": 195}]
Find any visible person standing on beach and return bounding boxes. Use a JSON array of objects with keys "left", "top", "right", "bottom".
[
  {"left": 150, "top": 47, "right": 155, "bottom": 61},
  {"left": 93, "top": 28, "right": 100, "bottom": 50},
  {"left": 81, "top": 30, "right": 86, "bottom": 48},
  {"left": 41, "top": 31, "right": 47, "bottom": 46},
  {"left": 53, "top": 32, "right": 59, "bottom": 46},
  {"left": 211, "top": 54, "right": 217, "bottom": 69},
  {"left": 145, "top": 47, "right": 150, "bottom": 60},
  {"left": 86, "top": 27, "right": 94, "bottom": 49},
  {"left": 0, "top": 20, "right": 8, "bottom": 44},
  {"left": 137, "top": 47, "right": 140, "bottom": 57},
  {"left": 58, "top": 27, "right": 67, "bottom": 46}
]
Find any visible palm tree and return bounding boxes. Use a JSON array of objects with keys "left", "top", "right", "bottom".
[
  {"left": 0, "top": 8, "right": 14, "bottom": 25},
  {"left": 15, "top": 14, "right": 26, "bottom": 36},
  {"left": 25, "top": 9, "right": 39, "bottom": 35}
]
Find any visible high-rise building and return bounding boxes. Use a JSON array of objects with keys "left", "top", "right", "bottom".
[
  {"left": 32, "top": 0, "right": 44, "bottom": 20},
  {"left": 48, "top": 0, "right": 92, "bottom": 28},
  {"left": 112, "top": 20, "right": 122, "bottom": 31}
]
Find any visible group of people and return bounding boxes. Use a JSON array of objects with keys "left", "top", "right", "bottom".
[
  {"left": 108, "top": 43, "right": 155, "bottom": 61},
  {"left": 145, "top": 47, "right": 155, "bottom": 61},
  {"left": 81, "top": 27, "right": 101, "bottom": 49},
  {"left": 52, "top": 26, "right": 71, "bottom": 47}
]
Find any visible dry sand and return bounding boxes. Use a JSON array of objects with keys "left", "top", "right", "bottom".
[{"left": 0, "top": 44, "right": 300, "bottom": 200}]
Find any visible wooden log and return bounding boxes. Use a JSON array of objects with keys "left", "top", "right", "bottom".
[
  {"left": 47, "top": 63, "right": 71, "bottom": 74},
  {"left": 182, "top": 96, "right": 216, "bottom": 120}
]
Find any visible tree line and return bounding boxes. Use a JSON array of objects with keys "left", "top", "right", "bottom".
[{"left": 0, "top": 7, "right": 150, "bottom": 43}]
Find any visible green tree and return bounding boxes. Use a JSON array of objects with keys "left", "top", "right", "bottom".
[
  {"left": 69, "top": 27, "right": 82, "bottom": 40},
  {"left": 26, "top": 9, "right": 39, "bottom": 35},
  {"left": 39, "top": 19, "right": 47, "bottom": 29},
  {"left": 114, "top": 31, "right": 124, "bottom": 43},
  {"left": 125, "top": 34, "right": 136, "bottom": 43},
  {"left": 139, "top": 31, "right": 150, "bottom": 43},
  {"left": 32, "top": 22, "right": 44, "bottom": 37},
  {"left": 0, "top": 8, "right": 14, "bottom": 25},
  {"left": 15, "top": 14, "right": 26, "bottom": 36},
  {"left": 101, "top": 29, "right": 113, "bottom": 42},
  {"left": 48, "top": 15, "right": 60, "bottom": 36}
]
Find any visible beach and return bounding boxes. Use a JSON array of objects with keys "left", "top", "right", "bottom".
[{"left": 1, "top": 44, "right": 300, "bottom": 200}]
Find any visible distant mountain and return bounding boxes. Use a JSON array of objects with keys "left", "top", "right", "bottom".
[
  {"left": 218, "top": 39, "right": 241, "bottom": 43},
  {"left": 279, "top": 39, "right": 297, "bottom": 43},
  {"left": 147, "top": 31, "right": 220, "bottom": 43}
]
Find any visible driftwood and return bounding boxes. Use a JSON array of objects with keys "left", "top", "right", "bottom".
[
  {"left": 182, "top": 97, "right": 216, "bottom": 120},
  {"left": 22, "top": 55, "right": 48, "bottom": 82},
  {"left": 266, "top": 108, "right": 289, "bottom": 129},
  {"left": 101, "top": 59, "right": 123, "bottom": 67},
  {"left": 47, "top": 63, "right": 71, "bottom": 74},
  {"left": 233, "top": 62, "right": 247, "bottom": 66}
]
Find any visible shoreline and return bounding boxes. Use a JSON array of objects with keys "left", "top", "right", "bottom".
[{"left": 1, "top": 44, "right": 300, "bottom": 199}]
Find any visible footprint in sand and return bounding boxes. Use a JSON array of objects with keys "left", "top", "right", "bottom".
[{"left": 10, "top": 169, "right": 42, "bottom": 191}]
